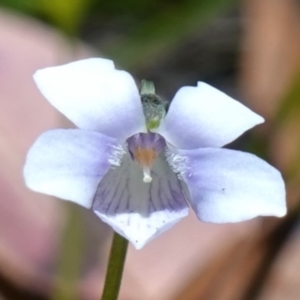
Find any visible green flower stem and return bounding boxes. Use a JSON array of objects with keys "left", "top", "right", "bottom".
[{"left": 102, "top": 232, "right": 128, "bottom": 300}]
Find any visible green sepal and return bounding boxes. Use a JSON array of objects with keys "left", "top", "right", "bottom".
[{"left": 140, "top": 80, "right": 166, "bottom": 130}]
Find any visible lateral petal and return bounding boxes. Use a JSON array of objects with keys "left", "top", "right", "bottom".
[
  {"left": 167, "top": 147, "right": 286, "bottom": 223},
  {"left": 24, "top": 129, "right": 124, "bottom": 208}
]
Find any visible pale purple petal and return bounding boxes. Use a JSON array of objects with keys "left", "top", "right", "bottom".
[
  {"left": 167, "top": 147, "right": 286, "bottom": 223},
  {"left": 24, "top": 129, "right": 124, "bottom": 208},
  {"left": 93, "top": 153, "right": 189, "bottom": 249},
  {"left": 156, "top": 82, "right": 264, "bottom": 149},
  {"left": 33, "top": 58, "right": 147, "bottom": 140}
]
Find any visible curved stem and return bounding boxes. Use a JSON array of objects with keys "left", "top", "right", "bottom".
[{"left": 102, "top": 232, "right": 128, "bottom": 300}]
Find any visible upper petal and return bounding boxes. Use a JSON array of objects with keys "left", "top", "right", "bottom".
[
  {"left": 156, "top": 82, "right": 264, "bottom": 149},
  {"left": 167, "top": 147, "right": 286, "bottom": 223},
  {"left": 93, "top": 153, "right": 189, "bottom": 249},
  {"left": 33, "top": 58, "right": 147, "bottom": 140},
  {"left": 24, "top": 129, "right": 124, "bottom": 208}
]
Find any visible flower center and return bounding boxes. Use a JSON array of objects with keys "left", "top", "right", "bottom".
[
  {"left": 127, "top": 133, "right": 165, "bottom": 183},
  {"left": 133, "top": 147, "right": 157, "bottom": 182}
]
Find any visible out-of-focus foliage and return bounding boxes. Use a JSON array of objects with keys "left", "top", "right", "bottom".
[
  {"left": 37, "top": 0, "right": 94, "bottom": 36},
  {"left": 1, "top": 0, "right": 237, "bottom": 67},
  {"left": 1, "top": 0, "right": 94, "bottom": 36},
  {"left": 52, "top": 205, "right": 84, "bottom": 300},
  {"left": 89, "top": 0, "right": 238, "bottom": 69},
  {"left": 0, "top": 0, "right": 35, "bottom": 12},
  {"left": 274, "top": 70, "right": 300, "bottom": 180},
  {"left": 276, "top": 70, "right": 300, "bottom": 129}
]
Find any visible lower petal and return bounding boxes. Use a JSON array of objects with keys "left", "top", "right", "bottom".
[
  {"left": 92, "top": 153, "right": 188, "bottom": 249},
  {"left": 24, "top": 129, "right": 124, "bottom": 208},
  {"left": 167, "top": 147, "right": 286, "bottom": 223}
]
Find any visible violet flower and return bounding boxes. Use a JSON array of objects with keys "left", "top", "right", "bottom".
[{"left": 24, "top": 58, "right": 286, "bottom": 249}]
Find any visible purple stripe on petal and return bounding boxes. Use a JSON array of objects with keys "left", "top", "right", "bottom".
[{"left": 92, "top": 152, "right": 189, "bottom": 249}]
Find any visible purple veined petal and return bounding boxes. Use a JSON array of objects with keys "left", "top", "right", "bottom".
[
  {"left": 155, "top": 82, "right": 264, "bottom": 149},
  {"left": 92, "top": 153, "right": 189, "bottom": 249},
  {"left": 167, "top": 147, "right": 286, "bottom": 223},
  {"left": 33, "top": 58, "right": 147, "bottom": 140},
  {"left": 24, "top": 129, "right": 125, "bottom": 208}
]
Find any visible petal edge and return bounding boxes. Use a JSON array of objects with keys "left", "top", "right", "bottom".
[
  {"left": 24, "top": 129, "right": 122, "bottom": 208},
  {"left": 156, "top": 82, "right": 264, "bottom": 149},
  {"left": 34, "top": 58, "right": 147, "bottom": 140},
  {"left": 93, "top": 153, "right": 189, "bottom": 249},
  {"left": 167, "top": 147, "right": 286, "bottom": 223}
]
